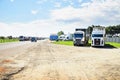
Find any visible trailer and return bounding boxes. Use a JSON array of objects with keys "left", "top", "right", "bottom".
[
  {"left": 91, "top": 27, "right": 105, "bottom": 47},
  {"left": 73, "top": 28, "right": 89, "bottom": 46},
  {"left": 49, "top": 34, "right": 58, "bottom": 41},
  {"left": 64, "top": 33, "right": 73, "bottom": 41},
  {"left": 19, "top": 36, "right": 25, "bottom": 41},
  {"left": 58, "top": 35, "right": 65, "bottom": 41}
]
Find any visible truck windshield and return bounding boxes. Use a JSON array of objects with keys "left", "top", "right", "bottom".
[
  {"left": 74, "top": 34, "right": 83, "bottom": 38},
  {"left": 19, "top": 36, "right": 24, "bottom": 38},
  {"left": 92, "top": 34, "right": 103, "bottom": 37}
]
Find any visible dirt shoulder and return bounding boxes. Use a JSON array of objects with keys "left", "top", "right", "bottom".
[
  {"left": 0, "top": 40, "right": 120, "bottom": 80},
  {"left": 0, "top": 41, "right": 36, "bottom": 80}
]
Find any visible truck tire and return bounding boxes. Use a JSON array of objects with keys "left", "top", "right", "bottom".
[{"left": 74, "top": 44, "right": 76, "bottom": 46}]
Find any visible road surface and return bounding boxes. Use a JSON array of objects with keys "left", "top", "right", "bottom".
[{"left": 0, "top": 40, "right": 120, "bottom": 80}]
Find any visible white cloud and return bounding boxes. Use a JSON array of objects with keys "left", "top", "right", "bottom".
[
  {"left": 51, "top": 0, "right": 120, "bottom": 25},
  {"left": 78, "top": 0, "right": 82, "bottom": 3},
  {"left": 31, "top": 10, "right": 38, "bottom": 15},
  {"left": 10, "top": 0, "right": 14, "bottom": 2},
  {"left": 69, "top": 1, "right": 74, "bottom": 6},
  {"left": 0, "top": 19, "right": 86, "bottom": 37},
  {"left": 0, "top": 20, "right": 56, "bottom": 37},
  {"left": 1, "top": 0, "right": 120, "bottom": 37}
]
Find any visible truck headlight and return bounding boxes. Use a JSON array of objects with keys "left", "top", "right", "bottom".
[{"left": 82, "top": 38, "right": 85, "bottom": 41}]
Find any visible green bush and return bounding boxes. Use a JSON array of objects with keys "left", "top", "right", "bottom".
[{"left": 0, "top": 38, "right": 19, "bottom": 43}]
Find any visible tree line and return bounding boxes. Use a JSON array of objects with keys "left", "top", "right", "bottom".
[
  {"left": 57, "top": 24, "right": 120, "bottom": 37},
  {"left": 87, "top": 24, "right": 120, "bottom": 35},
  {"left": 0, "top": 36, "right": 16, "bottom": 39}
]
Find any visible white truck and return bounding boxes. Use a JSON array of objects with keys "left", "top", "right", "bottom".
[
  {"left": 64, "top": 33, "right": 73, "bottom": 41},
  {"left": 59, "top": 35, "right": 65, "bottom": 41},
  {"left": 73, "top": 28, "right": 89, "bottom": 46},
  {"left": 91, "top": 27, "right": 105, "bottom": 47}
]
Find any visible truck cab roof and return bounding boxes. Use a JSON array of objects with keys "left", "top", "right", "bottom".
[{"left": 74, "top": 31, "right": 84, "bottom": 34}]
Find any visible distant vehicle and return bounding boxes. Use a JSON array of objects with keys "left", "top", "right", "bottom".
[
  {"left": 64, "top": 33, "right": 73, "bottom": 41},
  {"left": 91, "top": 27, "right": 105, "bottom": 47},
  {"left": 73, "top": 28, "right": 89, "bottom": 46},
  {"left": 31, "top": 37, "right": 37, "bottom": 42},
  {"left": 59, "top": 35, "right": 65, "bottom": 41},
  {"left": 49, "top": 34, "right": 58, "bottom": 41},
  {"left": 19, "top": 36, "right": 25, "bottom": 41},
  {"left": 19, "top": 36, "right": 31, "bottom": 41}
]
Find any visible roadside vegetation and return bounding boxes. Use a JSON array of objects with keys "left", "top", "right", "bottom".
[
  {"left": 0, "top": 36, "right": 19, "bottom": 43},
  {"left": 53, "top": 41, "right": 120, "bottom": 48},
  {"left": 105, "top": 42, "right": 120, "bottom": 48},
  {"left": 87, "top": 24, "right": 120, "bottom": 36},
  {"left": 0, "top": 38, "right": 19, "bottom": 43},
  {"left": 53, "top": 41, "right": 73, "bottom": 46}
]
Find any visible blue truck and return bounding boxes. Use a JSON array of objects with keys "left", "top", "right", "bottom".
[{"left": 49, "top": 34, "right": 58, "bottom": 41}]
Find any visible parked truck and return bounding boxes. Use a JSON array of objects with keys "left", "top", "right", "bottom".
[
  {"left": 73, "top": 28, "right": 89, "bottom": 46},
  {"left": 19, "top": 36, "right": 25, "bottom": 41},
  {"left": 91, "top": 27, "right": 105, "bottom": 47}
]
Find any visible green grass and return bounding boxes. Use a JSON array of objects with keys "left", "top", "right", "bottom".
[
  {"left": 0, "top": 38, "right": 19, "bottom": 43},
  {"left": 53, "top": 41, "right": 73, "bottom": 46},
  {"left": 105, "top": 42, "right": 120, "bottom": 48},
  {"left": 53, "top": 40, "right": 120, "bottom": 48}
]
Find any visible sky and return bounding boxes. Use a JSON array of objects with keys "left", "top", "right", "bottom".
[{"left": 0, "top": 0, "right": 120, "bottom": 37}]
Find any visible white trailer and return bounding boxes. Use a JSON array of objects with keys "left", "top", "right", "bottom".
[
  {"left": 58, "top": 35, "right": 65, "bottom": 41},
  {"left": 64, "top": 33, "right": 73, "bottom": 41},
  {"left": 91, "top": 27, "right": 105, "bottom": 47}
]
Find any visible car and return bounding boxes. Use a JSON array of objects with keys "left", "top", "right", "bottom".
[{"left": 31, "top": 37, "right": 37, "bottom": 42}]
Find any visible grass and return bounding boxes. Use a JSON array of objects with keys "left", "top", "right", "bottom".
[
  {"left": 53, "top": 41, "right": 73, "bottom": 46},
  {"left": 0, "top": 38, "right": 19, "bottom": 43},
  {"left": 105, "top": 42, "right": 120, "bottom": 48},
  {"left": 53, "top": 40, "right": 120, "bottom": 48}
]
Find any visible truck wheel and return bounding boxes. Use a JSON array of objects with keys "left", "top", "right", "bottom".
[{"left": 74, "top": 44, "right": 76, "bottom": 46}]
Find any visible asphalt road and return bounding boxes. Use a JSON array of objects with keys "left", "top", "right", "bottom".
[
  {"left": 0, "top": 40, "right": 120, "bottom": 80},
  {"left": 0, "top": 41, "right": 31, "bottom": 50}
]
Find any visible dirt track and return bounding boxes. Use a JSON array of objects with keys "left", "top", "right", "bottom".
[{"left": 0, "top": 40, "right": 120, "bottom": 80}]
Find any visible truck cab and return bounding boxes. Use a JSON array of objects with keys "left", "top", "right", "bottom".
[
  {"left": 73, "top": 29, "right": 89, "bottom": 46},
  {"left": 91, "top": 27, "right": 105, "bottom": 47},
  {"left": 73, "top": 31, "right": 84, "bottom": 46},
  {"left": 31, "top": 37, "right": 37, "bottom": 42},
  {"left": 19, "top": 36, "right": 25, "bottom": 41}
]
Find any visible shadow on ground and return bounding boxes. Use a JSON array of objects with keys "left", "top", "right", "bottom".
[
  {"left": 92, "top": 44, "right": 116, "bottom": 49},
  {"left": 77, "top": 43, "right": 117, "bottom": 49}
]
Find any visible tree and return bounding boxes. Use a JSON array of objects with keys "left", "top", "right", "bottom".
[
  {"left": 57, "top": 31, "right": 64, "bottom": 36},
  {"left": 7, "top": 36, "right": 12, "bottom": 39},
  {"left": 106, "top": 24, "right": 120, "bottom": 35},
  {"left": 0, "top": 36, "right": 5, "bottom": 39},
  {"left": 87, "top": 26, "right": 93, "bottom": 35}
]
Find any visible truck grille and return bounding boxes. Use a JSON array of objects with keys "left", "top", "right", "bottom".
[
  {"left": 94, "top": 39, "right": 100, "bottom": 45},
  {"left": 76, "top": 39, "right": 81, "bottom": 43}
]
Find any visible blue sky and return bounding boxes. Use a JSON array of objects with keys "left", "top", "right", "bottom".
[
  {"left": 0, "top": 0, "right": 120, "bottom": 37},
  {"left": 0, "top": 0, "right": 86, "bottom": 23}
]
